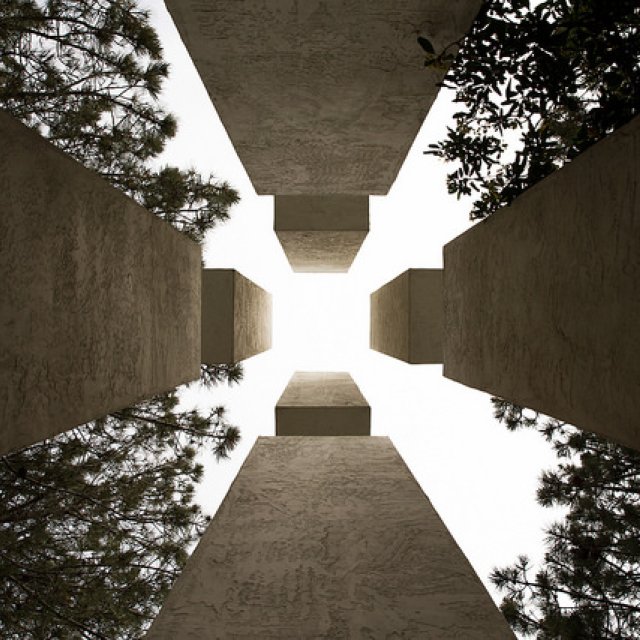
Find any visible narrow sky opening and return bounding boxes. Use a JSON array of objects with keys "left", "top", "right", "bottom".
[{"left": 272, "top": 273, "right": 369, "bottom": 372}]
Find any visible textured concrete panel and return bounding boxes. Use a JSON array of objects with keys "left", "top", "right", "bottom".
[
  {"left": 201, "top": 269, "right": 272, "bottom": 364},
  {"left": 146, "top": 437, "right": 514, "bottom": 639},
  {"left": 0, "top": 112, "right": 201, "bottom": 455},
  {"left": 275, "top": 195, "right": 369, "bottom": 272},
  {"left": 164, "top": 0, "right": 482, "bottom": 195},
  {"left": 444, "top": 115, "right": 640, "bottom": 450},
  {"left": 276, "top": 372, "right": 370, "bottom": 436},
  {"left": 370, "top": 269, "right": 443, "bottom": 364}
]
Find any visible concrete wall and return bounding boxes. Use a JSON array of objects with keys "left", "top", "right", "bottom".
[
  {"left": 370, "top": 269, "right": 444, "bottom": 364},
  {"left": 275, "top": 195, "right": 368, "bottom": 272},
  {"left": 276, "top": 371, "right": 370, "bottom": 436},
  {"left": 201, "top": 269, "right": 272, "bottom": 364},
  {"left": 0, "top": 112, "right": 201, "bottom": 455},
  {"left": 444, "top": 115, "right": 640, "bottom": 450},
  {"left": 165, "top": 0, "right": 482, "bottom": 195},
  {"left": 146, "top": 437, "right": 514, "bottom": 639}
]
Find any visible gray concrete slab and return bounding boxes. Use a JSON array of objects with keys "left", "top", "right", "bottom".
[
  {"left": 275, "top": 195, "right": 368, "bottom": 272},
  {"left": 276, "top": 372, "right": 370, "bottom": 436},
  {"left": 0, "top": 112, "right": 201, "bottom": 455},
  {"left": 444, "top": 115, "right": 640, "bottom": 450},
  {"left": 164, "top": 0, "right": 482, "bottom": 195},
  {"left": 146, "top": 437, "right": 514, "bottom": 639},
  {"left": 201, "top": 269, "right": 272, "bottom": 364},
  {"left": 370, "top": 269, "right": 444, "bottom": 364}
]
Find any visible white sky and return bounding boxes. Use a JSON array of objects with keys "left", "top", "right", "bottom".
[{"left": 143, "top": 0, "right": 562, "bottom": 608}]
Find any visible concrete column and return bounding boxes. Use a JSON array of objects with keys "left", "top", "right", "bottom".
[
  {"left": 201, "top": 269, "right": 272, "bottom": 364},
  {"left": 164, "top": 0, "right": 482, "bottom": 196},
  {"left": 370, "top": 116, "right": 640, "bottom": 451},
  {"left": 0, "top": 112, "right": 201, "bottom": 455},
  {"left": 444, "top": 115, "right": 640, "bottom": 450},
  {"left": 276, "top": 371, "right": 370, "bottom": 436},
  {"left": 146, "top": 437, "right": 514, "bottom": 639},
  {"left": 166, "top": 0, "right": 481, "bottom": 271},
  {"left": 370, "top": 269, "right": 444, "bottom": 364},
  {"left": 274, "top": 195, "right": 368, "bottom": 272}
]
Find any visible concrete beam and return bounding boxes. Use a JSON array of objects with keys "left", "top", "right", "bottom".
[
  {"left": 165, "top": 0, "right": 482, "bottom": 195},
  {"left": 370, "top": 269, "right": 444, "bottom": 364},
  {"left": 0, "top": 112, "right": 201, "bottom": 455},
  {"left": 201, "top": 269, "right": 272, "bottom": 364},
  {"left": 146, "top": 437, "right": 514, "bottom": 639},
  {"left": 444, "top": 115, "right": 640, "bottom": 450},
  {"left": 275, "top": 195, "right": 368, "bottom": 272},
  {"left": 276, "top": 372, "right": 370, "bottom": 436}
]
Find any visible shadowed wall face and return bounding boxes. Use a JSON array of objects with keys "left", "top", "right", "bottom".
[
  {"left": 145, "top": 437, "right": 515, "bottom": 639},
  {"left": 164, "top": 0, "right": 482, "bottom": 195},
  {"left": 201, "top": 269, "right": 272, "bottom": 364},
  {"left": 274, "top": 195, "right": 368, "bottom": 272},
  {"left": 276, "top": 371, "right": 370, "bottom": 436},
  {"left": 444, "top": 115, "right": 640, "bottom": 451},
  {"left": 370, "top": 269, "right": 444, "bottom": 364},
  {"left": 0, "top": 112, "right": 201, "bottom": 455}
]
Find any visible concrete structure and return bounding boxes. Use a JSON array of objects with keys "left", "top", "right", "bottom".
[
  {"left": 274, "top": 195, "right": 368, "bottom": 272},
  {"left": 276, "top": 372, "right": 370, "bottom": 436},
  {"left": 370, "top": 269, "right": 444, "bottom": 364},
  {"left": 444, "top": 114, "right": 640, "bottom": 451},
  {"left": 370, "top": 116, "right": 640, "bottom": 451},
  {"left": 0, "top": 112, "right": 201, "bottom": 455},
  {"left": 164, "top": 0, "right": 482, "bottom": 195},
  {"left": 201, "top": 269, "right": 272, "bottom": 364},
  {"left": 165, "top": 0, "right": 481, "bottom": 270},
  {"left": 146, "top": 437, "right": 514, "bottom": 639}
]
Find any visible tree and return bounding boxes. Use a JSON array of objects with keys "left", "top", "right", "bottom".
[
  {"left": 490, "top": 401, "right": 640, "bottom": 639},
  {"left": 426, "top": 0, "right": 640, "bottom": 219},
  {"left": 0, "top": 384, "right": 240, "bottom": 639},
  {"left": 0, "top": 0, "right": 239, "bottom": 241}
]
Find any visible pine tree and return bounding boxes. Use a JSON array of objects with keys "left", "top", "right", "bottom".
[
  {"left": 0, "top": 0, "right": 239, "bottom": 241},
  {"left": 490, "top": 402, "right": 640, "bottom": 638}
]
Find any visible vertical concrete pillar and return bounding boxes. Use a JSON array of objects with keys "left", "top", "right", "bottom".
[
  {"left": 370, "top": 269, "right": 444, "bottom": 364},
  {"left": 276, "top": 371, "right": 370, "bottom": 436},
  {"left": 443, "top": 115, "right": 640, "bottom": 450},
  {"left": 0, "top": 112, "right": 201, "bottom": 455},
  {"left": 201, "top": 269, "right": 272, "bottom": 364},
  {"left": 165, "top": 1, "right": 482, "bottom": 272},
  {"left": 274, "top": 195, "right": 368, "bottom": 272},
  {"left": 369, "top": 117, "right": 640, "bottom": 451},
  {"left": 146, "top": 437, "right": 514, "bottom": 639}
]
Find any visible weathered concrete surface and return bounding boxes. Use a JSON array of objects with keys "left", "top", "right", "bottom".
[
  {"left": 201, "top": 269, "right": 272, "bottom": 364},
  {"left": 276, "top": 372, "right": 370, "bottom": 436},
  {"left": 0, "top": 111, "right": 201, "bottom": 455},
  {"left": 146, "top": 437, "right": 514, "bottom": 639},
  {"left": 164, "top": 0, "right": 482, "bottom": 195},
  {"left": 370, "top": 269, "right": 444, "bottom": 364},
  {"left": 444, "top": 115, "right": 640, "bottom": 451},
  {"left": 275, "top": 195, "right": 368, "bottom": 272}
]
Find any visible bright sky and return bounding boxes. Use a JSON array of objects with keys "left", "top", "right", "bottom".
[{"left": 143, "top": 0, "right": 562, "bottom": 608}]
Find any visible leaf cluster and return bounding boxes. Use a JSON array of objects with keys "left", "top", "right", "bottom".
[
  {"left": 427, "top": 0, "right": 640, "bottom": 219},
  {"left": 491, "top": 399, "right": 640, "bottom": 638},
  {"left": 0, "top": 383, "right": 240, "bottom": 639},
  {"left": 0, "top": 0, "right": 239, "bottom": 241}
]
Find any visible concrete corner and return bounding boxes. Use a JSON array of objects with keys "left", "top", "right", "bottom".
[
  {"left": 201, "top": 269, "right": 272, "bottom": 364},
  {"left": 370, "top": 269, "right": 443, "bottom": 364},
  {"left": 276, "top": 372, "right": 370, "bottom": 436},
  {"left": 275, "top": 195, "right": 368, "bottom": 272}
]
